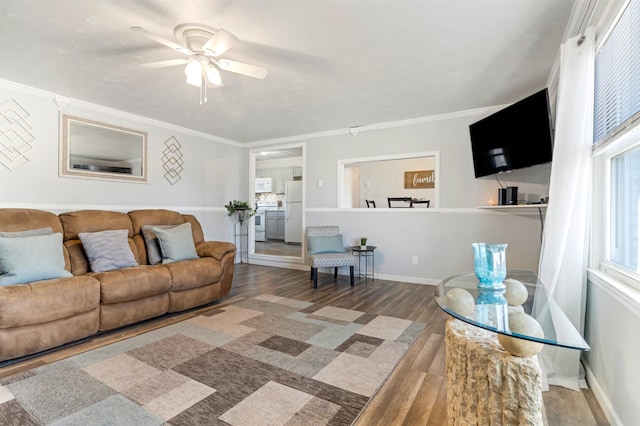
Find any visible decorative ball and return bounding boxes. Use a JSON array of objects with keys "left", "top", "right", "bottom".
[
  {"left": 444, "top": 288, "right": 475, "bottom": 316},
  {"left": 504, "top": 278, "right": 528, "bottom": 306},
  {"left": 498, "top": 312, "right": 544, "bottom": 357}
]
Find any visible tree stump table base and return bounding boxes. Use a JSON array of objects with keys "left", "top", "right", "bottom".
[{"left": 445, "top": 318, "right": 543, "bottom": 425}]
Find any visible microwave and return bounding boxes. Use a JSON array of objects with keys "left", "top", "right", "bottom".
[{"left": 255, "top": 177, "right": 272, "bottom": 193}]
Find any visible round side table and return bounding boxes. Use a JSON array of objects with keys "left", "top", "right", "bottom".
[{"left": 350, "top": 246, "right": 376, "bottom": 280}]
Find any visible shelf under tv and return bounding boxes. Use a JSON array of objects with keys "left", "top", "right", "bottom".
[{"left": 476, "top": 204, "right": 548, "bottom": 209}]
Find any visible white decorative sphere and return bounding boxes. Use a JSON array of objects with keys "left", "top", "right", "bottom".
[
  {"left": 498, "top": 312, "right": 544, "bottom": 357},
  {"left": 445, "top": 288, "right": 475, "bottom": 316},
  {"left": 504, "top": 278, "right": 528, "bottom": 306}
]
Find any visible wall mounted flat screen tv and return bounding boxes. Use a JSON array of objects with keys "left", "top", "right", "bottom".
[{"left": 469, "top": 88, "right": 554, "bottom": 178}]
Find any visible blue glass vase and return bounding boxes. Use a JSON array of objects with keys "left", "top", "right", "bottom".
[
  {"left": 472, "top": 243, "right": 507, "bottom": 287},
  {"left": 472, "top": 243, "right": 509, "bottom": 330}
]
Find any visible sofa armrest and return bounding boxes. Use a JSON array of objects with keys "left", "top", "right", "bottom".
[{"left": 196, "top": 241, "right": 236, "bottom": 261}]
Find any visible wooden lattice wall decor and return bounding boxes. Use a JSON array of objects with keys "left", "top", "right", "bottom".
[
  {"left": 0, "top": 99, "right": 35, "bottom": 171},
  {"left": 162, "top": 136, "right": 184, "bottom": 185}
]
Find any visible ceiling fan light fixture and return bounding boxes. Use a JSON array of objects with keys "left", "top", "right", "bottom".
[
  {"left": 185, "top": 60, "right": 202, "bottom": 86},
  {"left": 206, "top": 65, "right": 222, "bottom": 86}
]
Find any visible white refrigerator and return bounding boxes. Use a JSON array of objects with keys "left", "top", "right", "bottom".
[{"left": 284, "top": 180, "right": 302, "bottom": 244}]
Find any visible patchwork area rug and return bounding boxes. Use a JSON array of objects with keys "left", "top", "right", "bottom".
[{"left": 0, "top": 295, "right": 425, "bottom": 425}]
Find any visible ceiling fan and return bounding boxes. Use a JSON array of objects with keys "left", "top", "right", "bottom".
[{"left": 131, "top": 23, "right": 268, "bottom": 104}]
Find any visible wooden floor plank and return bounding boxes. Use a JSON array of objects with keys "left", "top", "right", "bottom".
[{"left": 0, "top": 264, "right": 608, "bottom": 425}]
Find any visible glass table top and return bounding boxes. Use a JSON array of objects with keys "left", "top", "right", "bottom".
[{"left": 435, "top": 270, "right": 590, "bottom": 351}]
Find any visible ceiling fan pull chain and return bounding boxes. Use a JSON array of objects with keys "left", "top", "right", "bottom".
[{"left": 199, "top": 76, "right": 205, "bottom": 105}]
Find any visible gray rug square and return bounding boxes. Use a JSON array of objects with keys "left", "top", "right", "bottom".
[
  {"left": 49, "top": 394, "right": 163, "bottom": 426},
  {"left": 5, "top": 361, "right": 115, "bottom": 424}
]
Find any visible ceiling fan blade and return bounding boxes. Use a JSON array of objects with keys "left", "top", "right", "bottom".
[
  {"left": 217, "top": 59, "right": 268, "bottom": 80},
  {"left": 139, "top": 58, "right": 190, "bottom": 69},
  {"left": 202, "top": 28, "right": 238, "bottom": 57},
  {"left": 130, "top": 26, "right": 190, "bottom": 55}
]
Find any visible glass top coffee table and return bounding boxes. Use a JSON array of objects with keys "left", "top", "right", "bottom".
[{"left": 435, "top": 270, "right": 590, "bottom": 351}]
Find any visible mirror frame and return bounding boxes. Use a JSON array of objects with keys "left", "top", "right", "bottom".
[
  {"left": 337, "top": 151, "right": 440, "bottom": 208},
  {"left": 59, "top": 115, "right": 148, "bottom": 183}
]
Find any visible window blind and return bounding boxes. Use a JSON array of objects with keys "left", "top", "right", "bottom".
[{"left": 593, "top": 0, "right": 640, "bottom": 144}]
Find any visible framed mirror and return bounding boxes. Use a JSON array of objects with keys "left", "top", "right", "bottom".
[{"left": 60, "top": 115, "right": 147, "bottom": 182}]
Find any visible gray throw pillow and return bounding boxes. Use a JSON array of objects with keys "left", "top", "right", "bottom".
[
  {"left": 0, "top": 233, "right": 72, "bottom": 286},
  {"left": 78, "top": 229, "right": 138, "bottom": 272},
  {"left": 141, "top": 224, "right": 175, "bottom": 265},
  {"left": 152, "top": 222, "right": 198, "bottom": 264}
]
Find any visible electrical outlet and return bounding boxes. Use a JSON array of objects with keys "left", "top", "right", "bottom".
[{"left": 412, "top": 256, "right": 418, "bottom": 265}]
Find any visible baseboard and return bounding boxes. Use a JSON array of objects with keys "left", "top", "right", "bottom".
[
  {"left": 375, "top": 273, "right": 439, "bottom": 285},
  {"left": 246, "top": 256, "right": 308, "bottom": 271},
  {"left": 584, "top": 361, "right": 622, "bottom": 426}
]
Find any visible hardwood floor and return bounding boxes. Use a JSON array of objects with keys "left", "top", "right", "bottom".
[
  {"left": 230, "top": 265, "right": 609, "bottom": 426},
  {"left": 0, "top": 264, "right": 609, "bottom": 425},
  {"left": 254, "top": 239, "right": 302, "bottom": 256}
]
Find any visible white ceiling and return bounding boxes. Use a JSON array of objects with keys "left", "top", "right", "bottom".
[{"left": 0, "top": 0, "right": 576, "bottom": 144}]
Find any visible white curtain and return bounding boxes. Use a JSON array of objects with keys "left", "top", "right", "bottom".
[{"left": 537, "top": 27, "right": 595, "bottom": 391}]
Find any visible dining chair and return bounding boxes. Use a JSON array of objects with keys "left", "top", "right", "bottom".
[
  {"left": 365, "top": 200, "right": 376, "bottom": 208},
  {"left": 387, "top": 197, "right": 413, "bottom": 208}
]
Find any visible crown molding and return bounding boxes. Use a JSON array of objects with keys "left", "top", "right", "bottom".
[
  {"left": 247, "top": 104, "right": 506, "bottom": 147},
  {"left": 0, "top": 79, "right": 241, "bottom": 147}
]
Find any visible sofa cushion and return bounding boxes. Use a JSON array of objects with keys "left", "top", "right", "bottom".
[
  {"left": 164, "top": 257, "right": 222, "bottom": 291},
  {"left": 308, "top": 234, "right": 346, "bottom": 255},
  {"left": 92, "top": 265, "right": 172, "bottom": 304},
  {"left": 79, "top": 229, "right": 139, "bottom": 272},
  {"left": 153, "top": 223, "right": 199, "bottom": 264},
  {"left": 0, "top": 209, "right": 64, "bottom": 234},
  {"left": 0, "top": 275, "right": 100, "bottom": 328},
  {"left": 60, "top": 210, "right": 134, "bottom": 241},
  {"left": 0, "top": 233, "right": 73, "bottom": 285}
]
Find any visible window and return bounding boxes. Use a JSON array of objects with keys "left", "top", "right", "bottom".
[
  {"left": 611, "top": 144, "right": 640, "bottom": 273},
  {"left": 593, "top": 0, "right": 640, "bottom": 145},
  {"left": 593, "top": 0, "right": 640, "bottom": 289}
]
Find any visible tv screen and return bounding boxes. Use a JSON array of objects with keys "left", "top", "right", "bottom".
[{"left": 469, "top": 88, "right": 554, "bottom": 178}]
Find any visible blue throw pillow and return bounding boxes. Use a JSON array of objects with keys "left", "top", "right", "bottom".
[
  {"left": 0, "top": 233, "right": 72, "bottom": 286},
  {"left": 79, "top": 229, "right": 139, "bottom": 272},
  {"left": 153, "top": 222, "right": 199, "bottom": 264},
  {"left": 308, "top": 234, "right": 346, "bottom": 255},
  {"left": 0, "top": 227, "right": 53, "bottom": 238}
]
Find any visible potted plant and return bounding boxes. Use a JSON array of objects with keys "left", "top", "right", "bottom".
[
  {"left": 360, "top": 237, "right": 368, "bottom": 249},
  {"left": 225, "top": 200, "right": 256, "bottom": 223}
]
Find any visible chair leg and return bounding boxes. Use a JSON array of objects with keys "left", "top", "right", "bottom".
[
  {"left": 350, "top": 266, "right": 354, "bottom": 286},
  {"left": 334, "top": 267, "right": 338, "bottom": 279},
  {"left": 310, "top": 268, "right": 314, "bottom": 280},
  {"left": 313, "top": 267, "right": 318, "bottom": 289}
]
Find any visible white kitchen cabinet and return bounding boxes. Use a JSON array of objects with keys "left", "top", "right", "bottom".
[{"left": 256, "top": 168, "right": 272, "bottom": 179}]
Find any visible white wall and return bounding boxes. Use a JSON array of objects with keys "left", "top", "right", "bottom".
[
  {"left": 360, "top": 156, "right": 437, "bottom": 208},
  {"left": 253, "top": 110, "right": 551, "bottom": 282},
  {"left": 0, "top": 82, "right": 243, "bottom": 243},
  {"left": 584, "top": 273, "right": 640, "bottom": 425}
]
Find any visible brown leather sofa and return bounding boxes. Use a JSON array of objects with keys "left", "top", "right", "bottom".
[{"left": 0, "top": 208, "right": 236, "bottom": 362}]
